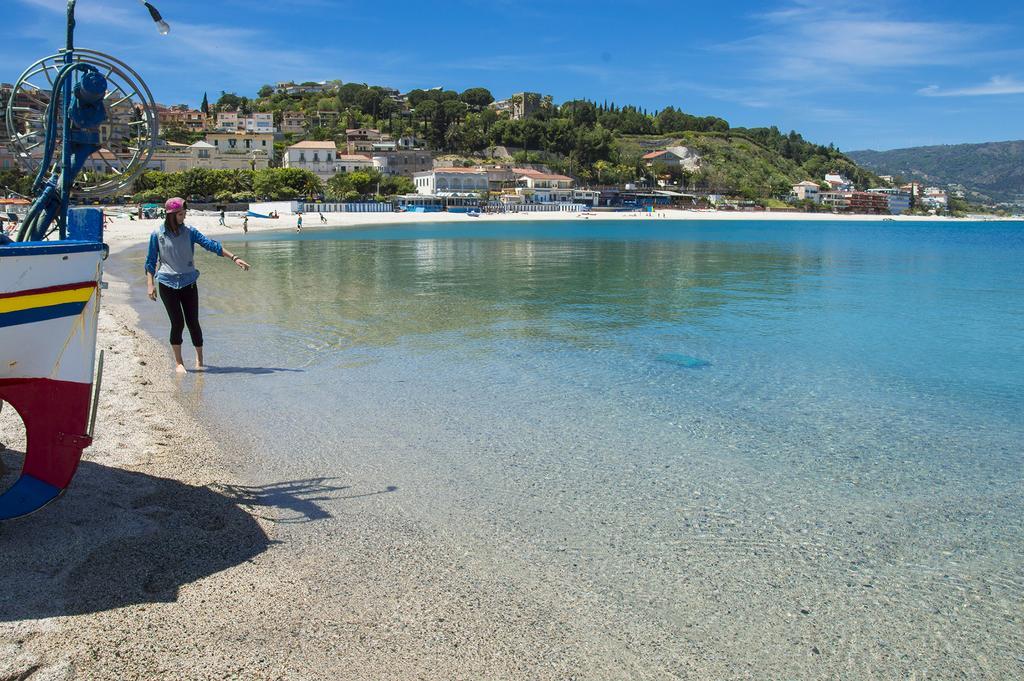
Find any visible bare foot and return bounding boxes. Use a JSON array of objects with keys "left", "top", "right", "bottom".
[
  {"left": 194, "top": 364, "right": 207, "bottom": 372},
  {"left": 175, "top": 363, "right": 187, "bottom": 374}
]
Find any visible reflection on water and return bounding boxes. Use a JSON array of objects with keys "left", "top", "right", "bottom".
[
  {"left": 206, "top": 237, "right": 812, "bottom": 354},
  {"left": 119, "top": 219, "right": 1024, "bottom": 677}
]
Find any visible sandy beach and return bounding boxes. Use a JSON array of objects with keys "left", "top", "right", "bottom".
[{"left": 2, "top": 210, "right": 1021, "bottom": 679}]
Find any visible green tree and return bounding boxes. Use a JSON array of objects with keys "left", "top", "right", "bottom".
[{"left": 460, "top": 87, "right": 494, "bottom": 110}]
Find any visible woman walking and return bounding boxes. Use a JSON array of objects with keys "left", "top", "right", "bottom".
[{"left": 145, "top": 197, "right": 250, "bottom": 373}]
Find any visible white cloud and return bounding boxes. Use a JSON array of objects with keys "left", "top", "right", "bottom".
[
  {"left": 918, "top": 75, "right": 1024, "bottom": 97},
  {"left": 720, "top": 1, "right": 998, "bottom": 84}
]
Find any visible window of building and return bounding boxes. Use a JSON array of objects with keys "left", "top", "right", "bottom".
[
  {"left": 299, "top": 153, "right": 306, "bottom": 162},
  {"left": 313, "top": 153, "right": 319, "bottom": 162}
]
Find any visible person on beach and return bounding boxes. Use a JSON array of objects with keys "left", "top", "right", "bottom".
[
  {"left": 145, "top": 197, "right": 250, "bottom": 373},
  {"left": 319, "top": 212, "right": 326, "bottom": 224},
  {"left": 218, "top": 209, "right": 226, "bottom": 226},
  {"left": 296, "top": 212, "right": 303, "bottom": 232},
  {"left": 242, "top": 215, "right": 249, "bottom": 233}
]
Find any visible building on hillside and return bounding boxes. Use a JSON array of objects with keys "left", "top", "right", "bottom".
[
  {"left": 346, "top": 128, "right": 393, "bottom": 154},
  {"left": 900, "top": 181, "right": 923, "bottom": 197},
  {"left": 489, "top": 98, "right": 513, "bottom": 115},
  {"left": 922, "top": 187, "right": 948, "bottom": 210},
  {"left": 511, "top": 92, "right": 542, "bottom": 120},
  {"left": 866, "top": 187, "right": 911, "bottom": 214},
  {"left": 206, "top": 131, "right": 275, "bottom": 161},
  {"left": 371, "top": 150, "right": 434, "bottom": 177},
  {"left": 244, "top": 112, "right": 275, "bottom": 133},
  {"left": 824, "top": 172, "right": 854, "bottom": 191},
  {"left": 281, "top": 111, "right": 308, "bottom": 134},
  {"left": 413, "top": 168, "right": 489, "bottom": 195},
  {"left": 791, "top": 180, "right": 822, "bottom": 203},
  {"left": 215, "top": 111, "right": 275, "bottom": 133},
  {"left": 215, "top": 111, "right": 240, "bottom": 131},
  {"left": 283, "top": 141, "right": 374, "bottom": 180},
  {"left": 397, "top": 135, "right": 424, "bottom": 150},
  {"left": 97, "top": 100, "right": 139, "bottom": 153},
  {"left": 157, "top": 106, "right": 209, "bottom": 132},
  {"left": 879, "top": 175, "right": 895, "bottom": 184},
  {"left": 275, "top": 81, "right": 337, "bottom": 95},
  {"left": 642, "top": 149, "right": 681, "bottom": 165},
  {"left": 313, "top": 110, "right": 341, "bottom": 128}
]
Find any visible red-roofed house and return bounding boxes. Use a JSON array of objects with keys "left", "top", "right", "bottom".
[{"left": 513, "top": 167, "right": 574, "bottom": 202}]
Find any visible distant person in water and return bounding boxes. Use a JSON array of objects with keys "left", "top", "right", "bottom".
[
  {"left": 296, "top": 212, "right": 303, "bottom": 232},
  {"left": 145, "top": 197, "right": 250, "bottom": 374}
]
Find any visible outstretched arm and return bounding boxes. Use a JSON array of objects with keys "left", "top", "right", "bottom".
[{"left": 189, "top": 226, "right": 250, "bottom": 270}]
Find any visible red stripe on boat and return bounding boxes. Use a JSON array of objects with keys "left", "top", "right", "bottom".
[
  {"left": 0, "top": 377, "right": 92, "bottom": 489},
  {"left": 0, "top": 280, "right": 98, "bottom": 300}
]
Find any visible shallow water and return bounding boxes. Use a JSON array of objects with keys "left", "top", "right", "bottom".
[{"left": 121, "top": 219, "right": 1023, "bottom": 676}]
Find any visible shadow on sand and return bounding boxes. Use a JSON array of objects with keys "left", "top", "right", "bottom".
[
  {"left": 214, "top": 478, "right": 398, "bottom": 524},
  {"left": 0, "top": 450, "right": 350, "bottom": 622}
]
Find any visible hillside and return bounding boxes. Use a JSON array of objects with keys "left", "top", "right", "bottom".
[
  {"left": 847, "top": 141, "right": 1024, "bottom": 204},
  {"left": 221, "top": 85, "right": 883, "bottom": 197},
  {"left": 618, "top": 131, "right": 882, "bottom": 197}
]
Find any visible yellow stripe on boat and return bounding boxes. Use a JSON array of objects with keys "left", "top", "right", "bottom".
[{"left": 0, "top": 285, "right": 95, "bottom": 314}]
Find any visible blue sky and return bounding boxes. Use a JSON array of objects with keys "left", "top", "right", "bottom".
[{"left": 4, "top": 0, "right": 1023, "bottom": 151}]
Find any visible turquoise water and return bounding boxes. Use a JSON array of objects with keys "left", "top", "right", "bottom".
[{"left": 124, "top": 219, "right": 1023, "bottom": 675}]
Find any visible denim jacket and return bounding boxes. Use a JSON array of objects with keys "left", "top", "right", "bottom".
[{"left": 144, "top": 224, "right": 223, "bottom": 289}]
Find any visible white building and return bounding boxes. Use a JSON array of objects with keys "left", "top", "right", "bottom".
[
  {"left": 284, "top": 141, "right": 374, "bottom": 180},
  {"left": 514, "top": 168, "right": 574, "bottom": 203},
  {"left": 792, "top": 180, "right": 821, "bottom": 203},
  {"left": 867, "top": 187, "right": 912, "bottom": 215},
  {"left": 824, "top": 172, "right": 854, "bottom": 191},
  {"left": 206, "top": 131, "right": 275, "bottom": 161},
  {"left": 922, "top": 187, "right": 949, "bottom": 210},
  {"left": 245, "top": 112, "right": 275, "bottom": 133},
  {"left": 216, "top": 111, "right": 276, "bottom": 133},
  {"left": 413, "top": 167, "right": 489, "bottom": 195}
]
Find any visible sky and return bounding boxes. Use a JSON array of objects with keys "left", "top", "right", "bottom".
[{"left": 3, "top": 0, "right": 1023, "bottom": 151}]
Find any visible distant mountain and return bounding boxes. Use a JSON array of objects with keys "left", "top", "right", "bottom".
[{"left": 847, "top": 141, "right": 1024, "bottom": 204}]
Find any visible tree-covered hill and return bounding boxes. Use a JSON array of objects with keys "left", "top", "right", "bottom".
[
  {"left": 847, "top": 141, "right": 1024, "bottom": 204},
  {"left": 163, "top": 84, "right": 884, "bottom": 198}
]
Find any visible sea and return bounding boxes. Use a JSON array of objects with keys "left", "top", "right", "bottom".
[{"left": 118, "top": 218, "right": 1023, "bottom": 676}]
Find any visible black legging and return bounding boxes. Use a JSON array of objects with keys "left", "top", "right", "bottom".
[{"left": 158, "top": 282, "right": 203, "bottom": 347}]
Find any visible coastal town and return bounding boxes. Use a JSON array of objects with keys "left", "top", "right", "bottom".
[{"left": 1, "top": 80, "right": 963, "bottom": 220}]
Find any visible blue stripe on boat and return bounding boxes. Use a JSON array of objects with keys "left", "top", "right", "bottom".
[
  {"left": 0, "top": 474, "right": 64, "bottom": 520},
  {"left": 0, "top": 241, "right": 105, "bottom": 257},
  {"left": 0, "top": 301, "right": 88, "bottom": 327}
]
